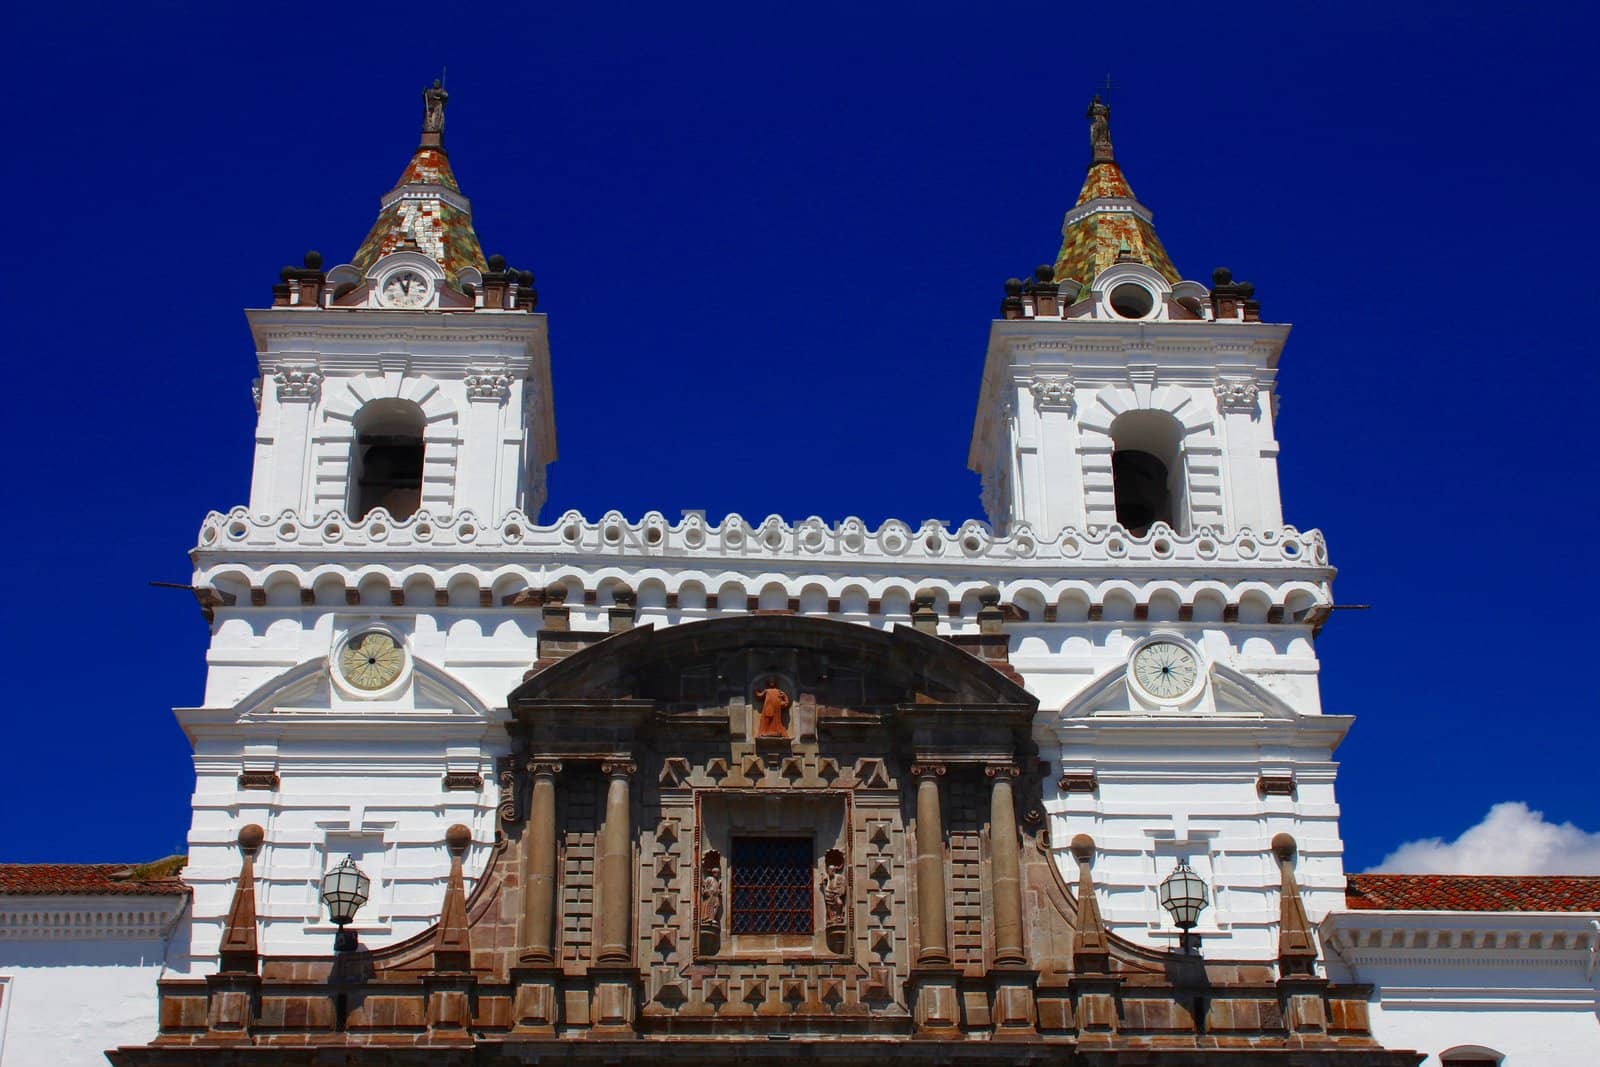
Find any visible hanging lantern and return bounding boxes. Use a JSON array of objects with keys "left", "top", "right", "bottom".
[
  {"left": 319, "top": 857, "right": 371, "bottom": 947},
  {"left": 1158, "top": 860, "right": 1209, "bottom": 950}
]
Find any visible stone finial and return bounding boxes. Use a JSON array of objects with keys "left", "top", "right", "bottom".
[
  {"left": 1070, "top": 833, "right": 1109, "bottom": 971},
  {"left": 1272, "top": 833, "right": 1319, "bottom": 975},
  {"left": 541, "top": 583, "right": 571, "bottom": 632},
  {"left": 911, "top": 590, "right": 940, "bottom": 635},
  {"left": 432, "top": 825, "right": 473, "bottom": 973},
  {"left": 976, "top": 587, "right": 1005, "bottom": 635},
  {"left": 608, "top": 584, "right": 637, "bottom": 633},
  {"left": 218, "top": 824, "right": 264, "bottom": 974}
]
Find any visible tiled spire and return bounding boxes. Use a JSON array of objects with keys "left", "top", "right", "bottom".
[
  {"left": 1052, "top": 96, "right": 1179, "bottom": 291},
  {"left": 351, "top": 82, "right": 487, "bottom": 281}
]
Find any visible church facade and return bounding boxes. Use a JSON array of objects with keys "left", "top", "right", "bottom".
[{"left": 5, "top": 86, "right": 1595, "bottom": 1065}]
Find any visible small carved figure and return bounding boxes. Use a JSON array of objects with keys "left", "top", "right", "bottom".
[
  {"left": 822, "top": 851, "right": 848, "bottom": 930},
  {"left": 753, "top": 676, "right": 791, "bottom": 739},
  {"left": 699, "top": 853, "right": 723, "bottom": 926},
  {"left": 423, "top": 79, "right": 448, "bottom": 134},
  {"left": 1087, "top": 94, "right": 1112, "bottom": 158}
]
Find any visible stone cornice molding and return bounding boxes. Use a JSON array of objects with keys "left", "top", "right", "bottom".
[
  {"left": 0, "top": 897, "right": 187, "bottom": 941},
  {"left": 195, "top": 507, "right": 1330, "bottom": 573},
  {"left": 1060, "top": 195, "right": 1155, "bottom": 229},
  {"left": 379, "top": 182, "right": 472, "bottom": 216}
]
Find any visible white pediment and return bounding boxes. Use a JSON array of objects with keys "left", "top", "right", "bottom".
[
  {"left": 233, "top": 655, "right": 494, "bottom": 723},
  {"left": 1057, "top": 658, "right": 1299, "bottom": 722}
]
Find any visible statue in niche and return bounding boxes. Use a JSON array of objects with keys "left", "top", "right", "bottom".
[
  {"left": 821, "top": 849, "right": 848, "bottom": 931},
  {"left": 753, "top": 676, "right": 791, "bottom": 739},
  {"left": 698, "top": 851, "right": 723, "bottom": 928},
  {"left": 423, "top": 79, "right": 448, "bottom": 134}
]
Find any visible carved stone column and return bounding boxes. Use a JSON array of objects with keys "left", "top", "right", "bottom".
[
  {"left": 911, "top": 762, "right": 950, "bottom": 965},
  {"left": 597, "top": 760, "right": 636, "bottom": 964},
  {"left": 987, "top": 765, "right": 1025, "bottom": 966},
  {"left": 518, "top": 760, "right": 562, "bottom": 964}
]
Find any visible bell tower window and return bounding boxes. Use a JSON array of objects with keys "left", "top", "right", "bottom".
[
  {"left": 350, "top": 399, "right": 426, "bottom": 520},
  {"left": 1110, "top": 410, "right": 1187, "bottom": 535}
]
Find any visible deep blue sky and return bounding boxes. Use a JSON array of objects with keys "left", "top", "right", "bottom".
[{"left": 3, "top": 3, "right": 1595, "bottom": 869}]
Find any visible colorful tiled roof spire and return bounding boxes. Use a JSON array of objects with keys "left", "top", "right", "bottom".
[
  {"left": 1052, "top": 96, "right": 1179, "bottom": 290},
  {"left": 351, "top": 82, "right": 487, "bottom": 281}
]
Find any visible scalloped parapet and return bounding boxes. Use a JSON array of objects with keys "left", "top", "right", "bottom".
[{"left": 196, "top": 507, "right": 1329, "bottom": 569}]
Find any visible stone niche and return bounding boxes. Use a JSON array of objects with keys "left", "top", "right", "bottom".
[{"left": 695, "top": 790, "right": 850, "bottom": 959}]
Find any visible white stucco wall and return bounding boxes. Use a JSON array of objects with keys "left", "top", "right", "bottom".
[
  {"left": 1322, "top": 910, "right": 1600, "bottom": 1065},
  {"left": 0, "top": 901, "right": 188, "bottom": 1067}
]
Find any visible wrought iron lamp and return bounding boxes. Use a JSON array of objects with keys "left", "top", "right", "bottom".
[
  {"left": 1158, "top": 860, "right": 1209, "bottom": 954},
  {"left": 319, "top": 856, "right": 371, "bottom": 951}
]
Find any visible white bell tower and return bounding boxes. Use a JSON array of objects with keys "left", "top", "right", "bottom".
[
  {"left": 244, "top": 83, "right": 555, "bottom": 527},
  {"left": 968, "top": 97, "right": 1285, "bottom": 541}
]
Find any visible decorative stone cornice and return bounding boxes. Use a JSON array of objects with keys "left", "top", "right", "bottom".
[
  {"left": 1028, "top": 375, "right": 1075, "bottom": 411},
  {"left": 0, "top": 899, "right": 187, "bottom": 941},
  {"left": 464, "top": 370, "right": 513, "bottom": 402},
  {"left": 196, "top": 506, "right": 1331, "bottom": 571},
  {"left": 1214, "top": 376, "right": 1259, "bottom": 413},
  {"left": 273, "top": 367, "right": 323, "bottom": 401}
]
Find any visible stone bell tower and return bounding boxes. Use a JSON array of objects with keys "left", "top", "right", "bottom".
[
  {"left": 244, "top": 79, "right": 555, "bottom": 527},
  {"left": 968, "top": 97, "right": 1349, "bottom": 961},
  {"left": 968, "top": 95, "right": 1285, "bottom": 541}
]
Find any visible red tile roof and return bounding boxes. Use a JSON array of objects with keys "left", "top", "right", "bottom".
[
  {"left": 1347, "top": 874, "right": 1600, "bottom": 912},
  {"left": 0, "top": 860, "right": 189, "bottom": 897}
]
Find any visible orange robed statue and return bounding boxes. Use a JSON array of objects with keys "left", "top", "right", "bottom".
[{"left": 753, "top": 676, "right": 791, "bottom": 739}]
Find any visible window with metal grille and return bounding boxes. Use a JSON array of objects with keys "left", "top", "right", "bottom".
[{"left": 730, "top": 836, "right": 813, "bottom": 935}]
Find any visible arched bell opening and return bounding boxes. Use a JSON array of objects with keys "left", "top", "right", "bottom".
[
  {"left": 1110, "top": 410, "right": 1187, "bottom": 535},
  {"left": 350, "top": 398, "right": 426, "bottom": 520}
]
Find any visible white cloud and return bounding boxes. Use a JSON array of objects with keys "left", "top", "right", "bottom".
[{"left": 1367, "top": 802, "right": 1600, "bottom": 875}]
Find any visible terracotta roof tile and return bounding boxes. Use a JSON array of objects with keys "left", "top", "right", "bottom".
[
  {"left": 0, "top": 860, "right": 190, "bottom": 897},
  {"left": 1346, "top": 873, "right": 1600, "bottom": 912}
]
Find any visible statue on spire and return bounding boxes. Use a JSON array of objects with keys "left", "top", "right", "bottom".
[
  {"left": 423, "top": 79, "right": 448, "bottom": 137},
  {"left": 1088, "top": 94, "right": 1114, "bottom": 164}
]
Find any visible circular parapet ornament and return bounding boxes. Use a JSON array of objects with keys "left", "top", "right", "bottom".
[
  {"left": 337, "top": 630, "right": 408, "bottom": 693},
  {"left": 1127, "top": 635, "right": 1204, "bottom": 705}
]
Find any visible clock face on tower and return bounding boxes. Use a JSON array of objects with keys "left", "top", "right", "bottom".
[
  {"left": 1129, "top": 639, "right": 1201, "bottom": 702},
  {"left": 380, "top": 269, "right": 431, "bottom": 308},
  {"left": 338, "top": 631, "right": 407, "bottom": 691}
]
